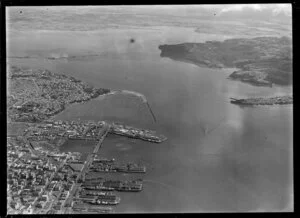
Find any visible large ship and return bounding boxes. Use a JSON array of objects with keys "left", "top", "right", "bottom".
[
  {"left": 93, "top": 157, "right": 115, "bottom": 163},
  {"left": 117, "top": 183, "right": 143, "bottom": 192},
  {"left": 89, "top": 167, "right": 117, "bottom": 173},
  {"left": 89, "top": 197, "right": 120, "bottom": 205},
  {"left": 72, "top": 203, "right": 113, "bottom": 213},
  {"left": 81, "top": 191, "right": 119, "bottom": 200},
  {"left": 83, "top": 185, "right": 115, "bottom": 191},
  {"left": 89, "top": 163, "right": 117, "bottom": 173},
  {"left": 102, "top": 180, "right": 122, "bottom": 189},
  {"left": 79, "top": 193, "right": 121, "bottom": 205},
  {"left": 117, "top": 179, "right": 143, "bottom": 192},
  {"left": 109, "top": 123, "right": 167, "bottom": 143},
  {"left": 90, "top": 162, "right": 146, "bottom": 173},
  {"left": 116, "top": 163, "right": 146, "bottom": 173},
  {"left": 84, "top": 179, "right": 143, "bottom": 192}
]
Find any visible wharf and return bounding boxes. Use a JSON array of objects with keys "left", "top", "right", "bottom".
[
  {"left": 109, "top": 123, "right": 167, "bottom": 143},
  {"left": 93, "top": 124, "right": 110, "bottom": 154},
  {"left": 62, "top": 123, "right": 110, "bottom": 213}
]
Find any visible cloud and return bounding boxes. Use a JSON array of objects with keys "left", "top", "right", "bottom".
[
  {"left": 272, "top": 4, "right": 292, "bottom": 16},
  {"left": 216, "top": 4, "right": 291, "bottom": 16},
  {"left": 220, "top": 4, "right": 263, "bottom": 13}
]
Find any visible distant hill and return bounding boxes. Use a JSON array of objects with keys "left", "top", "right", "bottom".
[{"left": 159, "top": 36, "right": 292, "bottom": 87}]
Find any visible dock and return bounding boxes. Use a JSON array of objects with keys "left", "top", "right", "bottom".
[
  {"left": 93, "top": 124, "right": 110, "bottom": 154},
  {"left": 62, "top": 123, "right": 110, "bottom": 212}
]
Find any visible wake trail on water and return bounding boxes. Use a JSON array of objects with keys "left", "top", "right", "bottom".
[
  {"left": 143, "top": 179, "right": 185, "bottom": 193},
  {"left": 202, "top": 116, "right": 226, "bottom": 136},
  {"left": 143, "top": 179, "right": 175, "bottom": 189},
  {"left": 143, "top": 179, "right": 192, "bottom": 202}
]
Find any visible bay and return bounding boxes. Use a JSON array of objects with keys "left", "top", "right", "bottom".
[{"left": 7, "top": 12, "right": 293, "bottom": 212}]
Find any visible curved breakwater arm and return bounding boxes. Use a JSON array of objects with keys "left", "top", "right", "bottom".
[{"left": 99, "top": 89, "right": 157, "bottom": 123}]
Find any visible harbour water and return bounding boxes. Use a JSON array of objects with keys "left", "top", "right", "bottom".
[
  {"left": 59, "top": 139, "right": 96, "bottom": 161},
  {"left": 6, "top": 7, "right": 293, "bottom": 212}
]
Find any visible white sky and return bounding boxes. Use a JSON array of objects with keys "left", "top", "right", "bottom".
[
  {"left": 213, "top": 4, "right": 291, "bottom": 15},
  {"left": 8, "top": 4, "right": 292, "bottom": 17}
]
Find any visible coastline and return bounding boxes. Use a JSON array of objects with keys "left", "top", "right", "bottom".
[
  {"left": 49, "top": 91, "right": 116, "bottom": 121},
  {"left": 158, "top": 36, "right": 292, "bottom": 88},
  {"left": 7, "top": 65, "right": 111, "bottom": 124},
  {"left": 230, "top": 96, "right": 293, "bottom": 106}
]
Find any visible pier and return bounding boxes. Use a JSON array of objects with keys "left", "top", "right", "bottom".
[
  {"left": 93, "top": 124, "right": 110, "bottom": 154},
  {"left": 109, "top": 123, "right": 167, "bottom": 143},
  {"left": 18, "top": 120, "right": 154, "bottom": 213},
  {"left": 62, "top": 123, "right": 110, "bottom": 212}
]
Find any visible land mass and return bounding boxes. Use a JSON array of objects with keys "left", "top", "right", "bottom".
[
  {"left": 230, "top": 96, "right": 292, "bottom": 106},
  {"left": 159, "top": 36, "right": 292, "bottom": 87},
  {"left": 7, "top": 66, "right": 110, "bottom": 123}
]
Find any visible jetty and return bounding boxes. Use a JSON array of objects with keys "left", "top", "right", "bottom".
[
  {"left": 109, "top": 123, "right": 167, "bottom": 143},
  {"left": 63, "top": 123, "right": 110, "bottom": 211}
]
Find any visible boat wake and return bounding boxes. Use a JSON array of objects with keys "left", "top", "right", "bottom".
[
  {"left": 202, "top": 116, "right": 226, "bottom": 136},
  {"left": 143, "top": 179, "right": 179, "bottom": 190},
  {"left": 143, "top": 179, "right": 192, "bottom": 202}
]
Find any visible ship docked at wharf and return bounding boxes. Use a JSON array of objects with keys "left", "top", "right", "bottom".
[
  {"left": 80, "top": 190, "right": 117, "bottom": 198},
  {"left": 77, "top": 194, "right": 121, "bottom": 205},
  {"left": 93, "top": 157, "right": 115, "bottom": 163},
  {"left": 83, "top": 179, "right": 143, "bottom": 192},
  {"left": 89, "top": 198, "right": 120, "bottom": 206},
  {"left": 72, "top": 204, "right": 113, "bottom": 214},
  {"left": 109, "top": 123, "right": 167, "bottom": 143},
  {"left": 90, "top": 157, "right": 146, "bottom": 173},
  {"left": 76, "top": 189, "right": 121, "bottom": 205}
]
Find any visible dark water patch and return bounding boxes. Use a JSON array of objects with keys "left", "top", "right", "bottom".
[{"left": 59, "top": 139, "right": 96, "bottom": 161}]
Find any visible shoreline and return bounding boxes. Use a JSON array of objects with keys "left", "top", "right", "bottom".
[
  {"left": 7, "top": 65, "right": 111, "bottom": 124},
  {"left": 158, "top": 36, "right": 292, "bottom": 88},
  {"left": 162, "top": 55, "right": 290, "bottom": 88},
  {"left": 49, "top": 92, "right": 113, "bottom": 121},
  {"left": 230, "top": 96, "right": 293, "bottom": 106}
]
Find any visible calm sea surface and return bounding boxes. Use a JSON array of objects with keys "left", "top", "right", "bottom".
[{"left": 7, "top": 7, "right": 293, "bottom": 212}]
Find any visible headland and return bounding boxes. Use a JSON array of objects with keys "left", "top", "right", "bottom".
[
  {"left": 230, "top": 96, "right": 293, "bottom": 106},
  {"left": 7, "top": 66, "right": 110, "bottom": 123},
  {"left": 159, "top": 36, "right": 292, "bottom": 87}
]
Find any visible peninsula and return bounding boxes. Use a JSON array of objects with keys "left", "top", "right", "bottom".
[
  {"left": 159, "top": 36, "right": 292, "bottom": 87},
  {"left": 7, "top": 66, "right": 110, "bottom": 123},
  {"left": 7, "top": 65, "right": 167, "bottom": 214},
  {"left": 230, "top": 96, "right": 293, "bottom": 106}
]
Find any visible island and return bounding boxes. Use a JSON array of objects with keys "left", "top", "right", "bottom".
[
  {"left": 230, "top": 96, "right": 293, "bottom": 106},
  {"left": 159, "top": 36, "right": 292, "bottom": 87}
]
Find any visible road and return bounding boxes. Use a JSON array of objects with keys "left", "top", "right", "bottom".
[
  {"left": 62, "top": 123, "right": 110, "bottom": 213},
  {"left": 93, "top": 124, "right": 110, "bottom": 154},
  {"left": 15, "top": 122, "right": 110, "bottom": 214},
  {"left": 31, "top": 157, "right": 68, "bottom": 213}
]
